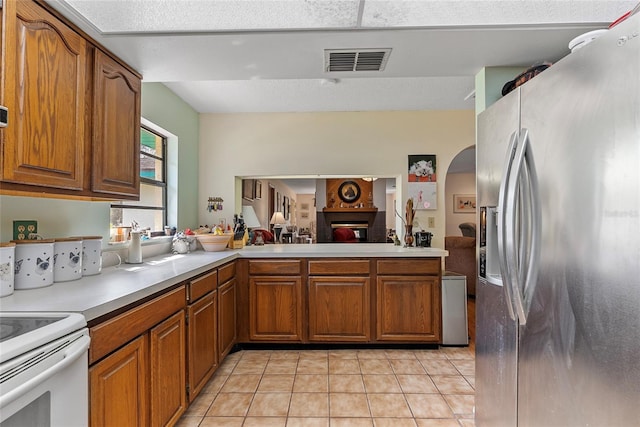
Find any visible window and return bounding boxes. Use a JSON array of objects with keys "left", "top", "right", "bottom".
[{"left": 110, "top": 125, "right": 167, "bottom": 237}]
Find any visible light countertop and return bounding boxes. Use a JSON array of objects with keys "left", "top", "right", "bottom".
[{"left": 1, "top": 243, "right": 447, "bottom": 322}]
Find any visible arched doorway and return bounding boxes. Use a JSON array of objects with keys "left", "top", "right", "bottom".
[{"left": 444, "top": 146, "right": 476, "bottom": 237}]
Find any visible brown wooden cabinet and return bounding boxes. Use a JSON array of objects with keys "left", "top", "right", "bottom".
[
  {"left": 218, "top": 262, "right": 237, "bottom": 359},
  {"left": 376, "top": 259, "right": 441, "bottom": 342},
  {"left": 2, "top": 0, "right": 88, "bottom": 190},
  {"left": 89, "top": 335, "right": 149, "bottom": 427},
  {"left": 186, "top": 270, "right": 218, "bottom": 402},
  {"left": 247, "top": 260, "right": 303, "bottom": 342},
  {"left": 88, "top": 286, "right": 186, "bottom": 427},
  {"left": 0, "top": 0, "right": 141, "bottom": 199},
  {"left": 308, "top": 260, "right": 371, "bottom": 342},
  {"left": 91, "top": 49, "right": 141, "bottom": 197},
  {"left": 249, "top": 276, "right": 302, "bottom": 341},
  {"left": 150, "top": 311, "right": 187, "bottom": 427}
]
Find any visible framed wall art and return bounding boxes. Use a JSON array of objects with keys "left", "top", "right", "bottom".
[
  {"left": 408, "top": 154, "right": 437, "bottom": 210},
  {"left": 254, "top": 180, "right": 262, "bottom": 199},
  {"left": 242, "top": 179, "right": 255, "bottom": 201},
  {"left": 454, "top": 194, "right": 476, "bottom": 213}
]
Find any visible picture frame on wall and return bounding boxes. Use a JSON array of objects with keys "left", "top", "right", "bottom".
[
  {"left": 242, "top": 179, "right": 255, "bottom": 201},
  {"left": 454, "top": 194, "right": 476, "bottom": 213},
  {"left": 254, "top": 180, "right": 262, "bottom": 199}
]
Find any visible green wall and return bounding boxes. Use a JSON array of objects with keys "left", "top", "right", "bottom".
[{"left": 141, "top": 83, "right": 200, "bottom": 230}]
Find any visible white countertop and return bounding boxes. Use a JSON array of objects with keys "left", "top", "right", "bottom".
[{"left": 0, "top": 243, "right": 447, "bottom": 322}]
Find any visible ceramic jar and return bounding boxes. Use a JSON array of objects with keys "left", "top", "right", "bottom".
[
  {"left": 53, "top": 237, "right": 83, "bottom": 282},
  {"left": 79, "top": 236, "right": 103, "bottom": 276},
  {"left": 12, "top": 239, "right": 55, "bottom": 289},
  {"left": 0, "top": 242, "right": 16, "bottom": 297}
]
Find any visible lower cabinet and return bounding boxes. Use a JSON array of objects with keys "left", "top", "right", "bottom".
[
  {"left": 187, "top": 291, "right": 218, "bottom": 402},
  {"left": 150, "top": 311, "right": 187, "bottom": 427},
  {"left": 376, "top": 259, "right": 442, "bottom": 342},
  {"left": 89, "top": 336, "right": 149, "bottom": 427},
  {"left": 308, "top": 276, "right": 370, "bottom": 342},
  {"left": 249, "top": 276, "right": 302, "bottom": 341},
  {"left": 89, "top": 310, "right": 187, "bottom": 427},
  {"left": 218, "top": 277, "right": 237, "bottom": 360}
]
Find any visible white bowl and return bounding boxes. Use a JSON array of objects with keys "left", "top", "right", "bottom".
[{"left": 194, "top": 233, "right": 231, "bottom": 252}]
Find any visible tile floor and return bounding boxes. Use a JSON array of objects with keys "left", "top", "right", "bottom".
[{"left": 176, "top": 300, "right": 476, "bottom": 427}]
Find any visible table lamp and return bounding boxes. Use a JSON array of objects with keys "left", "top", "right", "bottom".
[{"left": 270, "top": 211, "right": 286, "bottom": 243}]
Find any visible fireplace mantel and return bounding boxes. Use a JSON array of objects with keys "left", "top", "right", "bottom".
[{"left": 322, "top": 208, "right": 378, "bottom": 213}]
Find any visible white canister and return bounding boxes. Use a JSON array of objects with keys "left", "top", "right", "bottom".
[
  {"left": 12, "top": 239, "right": 55, "bottom": 289},
  {"left": 0, "top": 242, "right": 16, "bottom": 297},
  {"left": 78, "top": 236, "right": 103, "bottom": 276},
  {"left": 53, "top": 237, "right": 83, "bottom": 282}
]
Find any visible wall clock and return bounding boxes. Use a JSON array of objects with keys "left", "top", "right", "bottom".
[{"left": 338, "top": 181, "right": 361, "bottom": 203}]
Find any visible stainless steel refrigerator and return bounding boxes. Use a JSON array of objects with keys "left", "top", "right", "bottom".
[{"left": 476, "top": 13, "right": 640, "bottom": 427}]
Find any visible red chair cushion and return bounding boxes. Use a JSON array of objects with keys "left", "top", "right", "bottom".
[{"left": 333, "top": 227, "right": 357, "bottom": 243}]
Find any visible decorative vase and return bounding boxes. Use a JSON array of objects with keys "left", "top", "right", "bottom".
[{"left": 404, "top": 225, "right": 414, "bottom": 247}]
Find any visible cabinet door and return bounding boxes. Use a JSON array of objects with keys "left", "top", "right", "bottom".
[
  {"left": 90, "top": 335, "right": 148, "bottom": 427},
  {"left": 218, "top": 278, "right": 237, "bottom": 359},
  {"left": 150, "top": 311, "right": 187, "bottom": 427},
  {"left": 249, "top": 276, "right": 302, "bottom": 341},
  {"left": 3, "top": 0, "right": 87, "bottom": 190},
  {"left": 187, "top": 291, "right": 218, "bottom": 402},
  {"left": 308, "top": 277, "right": 370, "bottom": 342},
  {"left": 91, "top": 49, "right": 141, "bottom": 198},
  {"left": 376, "top": 275, "right": 441, "bottom": 342}
]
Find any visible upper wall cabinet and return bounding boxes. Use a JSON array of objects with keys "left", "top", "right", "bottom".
[
  {"left": 2, "top": 0, "right": 88, "bottom": 191},
  {"left": 0, "top": 0, "right": 142, "bottom": 200},
  {"left": 91, "top": 50, "right": 141, "bottom": 197}
]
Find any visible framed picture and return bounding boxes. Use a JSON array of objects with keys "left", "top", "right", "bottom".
[
  {"left": 301, "top": 212, "right": 309, "bottom": 219},
  {"left": 242, "top": 179, "right": 255, "bottom": 201},
  {"left": 454, "top": 194, "right": 476, "bottom": 213},
  {"left": 338, "top": 180, "right": 361, "bottom": 203},
  {"left": 408, "top": 154, "right": 437, "bottom": 182},
  {"left": 283, "top": 196, "right": 289, "bottom": 219},
  {"left": 254, "top": 180, "right": 262, "bottom": 199},
  {"left": 300, "top": 203, "right": 309, "bottom": 211}
]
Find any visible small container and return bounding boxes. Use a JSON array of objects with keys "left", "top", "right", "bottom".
[
  {"left": 53, "top": 237, "right": 83, "bottom": 282},
  {"left": 0, "top": 242, "right": 16, "bottom": 297},
  {"left": 127, "top": 231, "right": 142, "bottom": 264},
  {"left": 12, "top": 239, "right": 55, "bottom": 289},
  {"left": 79, "top": 236, "right": 103, "bottom": 276}
]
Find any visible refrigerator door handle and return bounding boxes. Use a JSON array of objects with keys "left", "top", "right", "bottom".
[
  {"left": 506, "top": 129, "right": 541, "bottom": 325},
  {"left": 497, "top": 130, "right": 519, "bottom": 321},
  {"left": 515, "top": 129, "right": 542, "bottom": 325}
]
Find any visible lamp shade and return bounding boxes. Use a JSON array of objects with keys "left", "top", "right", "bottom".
[
  {"left": 242, "top": 206, "right": 262, "bottom": 229},
  {"left": 270, "top": 211, "right": 286, "bottom": 225}
]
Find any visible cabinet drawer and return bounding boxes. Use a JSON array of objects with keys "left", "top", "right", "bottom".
[
  {"left": 89, "top": 285, "right": 186, "bottom": 364},
  {"left": 249, "top": 260, "right": 301, "bottom": 275},
  {"left": 218, "top": 261, "right": 236, "bottom": 284},
  {"left": 376, "top": 259, "right": 440, "bottom": 275},
  {"left": 308, "top": 260, "right": 370, "bottom": 275},
  {"left": 189, "top": 270, "right": 217, "bottom": 302}
]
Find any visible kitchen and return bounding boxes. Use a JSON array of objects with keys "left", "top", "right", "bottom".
[{"left": 2, "top": 1, "right": 639, "bottom": 426}]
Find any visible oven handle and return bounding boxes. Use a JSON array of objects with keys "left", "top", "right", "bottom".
[{"left": 0, "top": 335, "right": 90, "bottom": 408}]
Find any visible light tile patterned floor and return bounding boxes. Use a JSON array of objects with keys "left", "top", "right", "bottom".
[{"left": 175, "top": 345, "right": 475, "bottom": 427}]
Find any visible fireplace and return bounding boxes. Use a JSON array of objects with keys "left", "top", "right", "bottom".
[{"left": 331, "top": 221, "right": 368, "bottom": 243}]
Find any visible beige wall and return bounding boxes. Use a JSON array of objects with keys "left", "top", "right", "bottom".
[
  {"left": 444, "top": 172, "right": 476, "bottom": 236},
  {"left": 199, "top": 110, "right": 475, "bottom": 249}
]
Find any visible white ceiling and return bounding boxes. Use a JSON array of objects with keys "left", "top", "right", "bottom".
[
  {"left": 46, "top": 0, "right": 632, "bottom": 186},
  {"left": 49, "top": 0, "right": 635, "bottom": 114}
]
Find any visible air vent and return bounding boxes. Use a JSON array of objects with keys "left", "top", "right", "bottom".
[{"left": 324, "top": 49, "right": 391, "bottom": 72}]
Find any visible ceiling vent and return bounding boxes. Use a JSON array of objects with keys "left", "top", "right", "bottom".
[{"left": 324, "top": 49, "right": 391, "bottom": 72}]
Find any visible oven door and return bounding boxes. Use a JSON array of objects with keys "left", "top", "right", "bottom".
[{"left": 0, "top": 329, "right": 90, "bottom": 427}]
